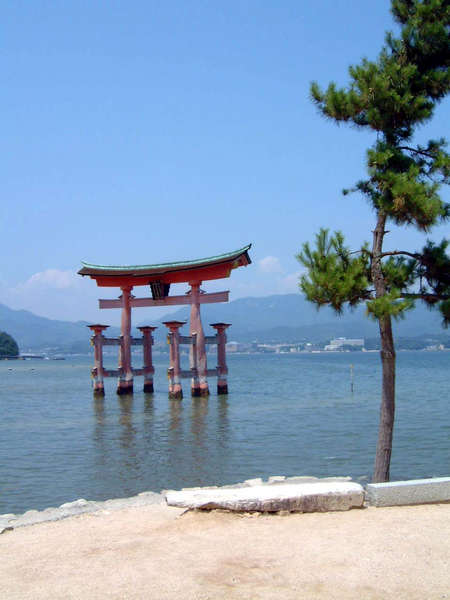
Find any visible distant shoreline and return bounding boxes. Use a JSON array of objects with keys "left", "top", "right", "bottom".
[{"left": 2, "top": 347, "right": 449, "bottom": 360}]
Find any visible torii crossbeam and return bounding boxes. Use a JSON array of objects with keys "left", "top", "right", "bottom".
[{"left": 78, "top": 245, "right": 251, "bottom": 397}]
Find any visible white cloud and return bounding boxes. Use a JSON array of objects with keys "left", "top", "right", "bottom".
[
  {"left": 19, "top": 269, "right": 80, "bottom": 290},
  {"left": 0, "top": 270, "right": 118, "bottom": 323},
  {"left": 258, "top": 255, "right": 283, "bottom": 274}
]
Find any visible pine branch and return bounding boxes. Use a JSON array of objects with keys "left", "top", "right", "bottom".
[
  {"left": 401, "top": 293, "right": 450, "bottom": 301},
  {"left": 380, "top": 250, "right": 420, "bottom": 259},
  {"left": 397, "top": 146, "right": 437, "bottom": 159}
]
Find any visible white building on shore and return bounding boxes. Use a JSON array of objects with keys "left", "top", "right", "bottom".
[{"left": 324, "top": 337, "right": 364, "bottom": 351}]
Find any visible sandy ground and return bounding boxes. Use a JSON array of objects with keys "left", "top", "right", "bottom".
[{"left": 0, "top": 503, "right": 449, "bottom": 600}]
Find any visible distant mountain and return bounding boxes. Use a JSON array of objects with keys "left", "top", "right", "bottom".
[
  {"left": 0, "top": 304, "right": 119, "bottom": 352},
  {"left": 147, "top": 293, "right": 445, "bottom": 343},
  {"left": 0, "top": 293, "right": 446, "bottom": 352}
]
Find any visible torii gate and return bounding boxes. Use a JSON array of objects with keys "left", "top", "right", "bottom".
[{"left": 78, "top": 245, "right": 251, "bottom": 398}]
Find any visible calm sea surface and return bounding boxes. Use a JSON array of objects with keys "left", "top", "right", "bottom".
[{"left": 0, "top": 351, "right": 448, "bottom": 514}]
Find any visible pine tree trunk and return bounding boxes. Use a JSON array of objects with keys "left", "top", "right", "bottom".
[
  {"left": 371, "top": 212, "right": 396, "bottom": 483},
  {"left": 373, "top": 314, "right": 396, "bottom": 482}
]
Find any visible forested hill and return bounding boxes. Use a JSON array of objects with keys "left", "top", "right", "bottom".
[{"left": 0, "top": 293, "right": 446, "bottom": 351}]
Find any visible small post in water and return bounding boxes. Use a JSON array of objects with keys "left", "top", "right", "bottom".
[{"left": 350, "top": 363, "right": 354, "bottom": 393}]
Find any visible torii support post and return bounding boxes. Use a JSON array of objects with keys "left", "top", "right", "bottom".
[
  {"left": 117, "top": 286, "right": 134, "bottom": 395},
  {"left": 88, "top": 324, "right": 109, "bottom": 395},
  {"left": 189, "top": 282, "right": 209, "bottom": 397},
  {"left": 138, "top": 326, "right": 157, "bottom": 393},
  {"left": 163, "top": 321, "right": 185, "bottom": 400},
  {"left": 211, "top": 323, "right": 231, "bottom": 395}
]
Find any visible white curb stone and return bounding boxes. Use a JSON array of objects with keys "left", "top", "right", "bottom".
[
  {"left": 165, "top": 481, "right": 364, "bottom": 513},
  {"left": 366, "top": 477, "right": 450, "bottom": 507}
]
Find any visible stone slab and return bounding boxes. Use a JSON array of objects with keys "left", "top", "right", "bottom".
[
  {"left": 366, "top": 477, "right": 450, "bottom": 507},
  {"left": 173, "top": 475, "right": 351, "bottom": 493},
  {"left": 165, "top": 481, "right": 364, "bottom": 513},
  {"left": 0, "top": 476, "right": 352, "bottom": 532}
]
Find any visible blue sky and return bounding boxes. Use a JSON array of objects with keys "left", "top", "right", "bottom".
[{"left": 1, "top": 0, "right": 448, "bottom": 324}]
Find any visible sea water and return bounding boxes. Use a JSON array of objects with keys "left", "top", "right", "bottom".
[{"left": 0, "top": 351, "right": 448, "bottom": 514}]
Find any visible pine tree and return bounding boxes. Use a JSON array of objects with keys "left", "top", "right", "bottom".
[{"left": 297, "top": 0, "right": 450, "bottom": 482}]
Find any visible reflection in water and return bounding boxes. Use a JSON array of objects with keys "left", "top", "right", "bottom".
[
  {"left": 216, "top": 397, "right": 229, "bottom": 451},
  {"left": 211, "top": 397, "right": 231, "bottom": 483},
  {"left": 189, "top": 398, "right": 210, "bottom": 483},
  {"left": 141, "top": 395, "right": 155, "bottom": 452},
  {"left": 92, "top": 396, "right": 108, "bottom": 473},
  {"left": 118, "top": 396, "right": 136, "bottom": 450},
  {"left": 169, "top": 400, "right": 183, "bottom": 436},
  {"left": 143, "top": 394, "right": 154, "bottom": 416},
  {"left": 118, "top": 396, "right": 140, "bottom": 488},
  {"left": 93, "top": 396, "right": 105, "bottom": 426},
  {"left": 93, "top": 396, "right": 106, "bottom": 448},
  {"left": 91, "top": 391, "right": 232, "bottom": 492},
  {"left": 191, "top": 398, "right": 209, "bottom": 442},
  {"left": 167, "top": 400, "right": 184, "bottom": 481}
]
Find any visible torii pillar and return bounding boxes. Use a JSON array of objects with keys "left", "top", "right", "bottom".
[
  {"left": 164, "top": 320, "right": 184, "bottom": 400},
  {"left": 189, "top": 282, "right": 209, "bottom": 397},
  {"left": 117, "top": 286, "right": 134, "bottom": 395},
  {"left": 138, "top": 326, "right": 157, "bottom": 393},
  {"left": 211, "top": 323, "right": 230, "bottom": 394},
  {"left": 88, "top": 324, "right": 109, "bottom": 395}
]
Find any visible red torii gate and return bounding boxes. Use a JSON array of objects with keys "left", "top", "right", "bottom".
[{"left": 78, "top": 245, "right": 251, "bottom": 398}]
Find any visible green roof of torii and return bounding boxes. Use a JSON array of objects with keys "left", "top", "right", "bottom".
[{"left": 78, "top": 244, "right": 252, "bottom": 277}]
